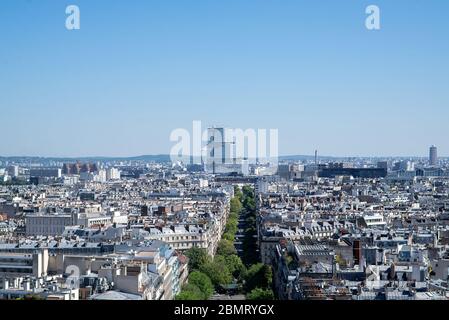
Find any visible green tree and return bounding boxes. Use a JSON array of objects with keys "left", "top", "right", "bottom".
[
  {"left": 201, "top": 259, "right": 233, "bottom": 287},
  {"left": 245, "top": 264, "right": 273, "bottom": 292},
  {"left": 225, "top": 220, "right": 238, "bottom": 235},
  {"left": 234, "top": 186, "right": 243, "bottom": 200},
  {"left": 188, "top": 271, "right": 214, "bottom": 299},
  {"left": 185, "top": 247, "right": 211, "bottom": 271},
  {"left": 230, "top": 197, "right": 242, "bottom": 214},
  {"left": 226, "top": 217, "right": 238, "bottom": 229},
  {"left": 228, "top": 212, "right": 239, "bottom": 220},
  {"left": 224, "top": 254, "right": 246, "bottom": 279},
  {"left": 217, "top": 239, "right": 237, "bottom": 256},
  {"left": 176, "top": 283, "right": 204, "bottom": 300},
  {"left": 243, "top": 196, "right": 256, "bottom": 211},
  {"left": 246, "top": 288, "right": 274, "bottom": 300},
  {"left": 242, "top": 185, "right": 254, "bottom": 197},
  {"left": 222, "top": 232, "right": 235, "bottom": 242}
]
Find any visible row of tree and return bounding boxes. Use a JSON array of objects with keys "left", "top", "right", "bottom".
[
  {"left": 239, "top": 186, "right": 259, "bottom": 266},
  {"left": 176, "top": 186, "right": 274, "bottom": 300},
  {"left": 176, "top": 186, "right": 245, "bottom": 300},
  {"left": 239, "top": 185, "right": 274, "bottom": 300}
]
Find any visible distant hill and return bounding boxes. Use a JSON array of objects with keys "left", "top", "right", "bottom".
[
  {"left": 0, "top": 154, "right": 431, "bottom": 164},
  {"left": 0, "top": 155, "right": 171, "bottom": 163}
]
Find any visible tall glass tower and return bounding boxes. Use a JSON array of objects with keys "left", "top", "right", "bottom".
[{"left": 429, "top": 145, "right": 438, "bottom": 166}]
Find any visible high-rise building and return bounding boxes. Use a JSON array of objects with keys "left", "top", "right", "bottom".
[
  {"left": 106, "top": 167, "right": 121, "bottom": 180},
  {"left": 205, "top": 127, "right": 240, "bottom": 174},
  {"left": 206, "top": 127, "right": 233, "bottom": 166},
  {"left": 429, "top": 145, "right": 438, "bottom": 166},
  {"left": 97, "top": 169, "right": 107, "bottom": 182},
  {"left": 7, "top": 165, "right": 19, "bottom": 177}
]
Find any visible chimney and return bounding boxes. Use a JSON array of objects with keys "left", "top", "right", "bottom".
[
  {"left": 120, "top": 265, "right": 127, "bottom": 276},
  {"left": 3, "top": 279, "right": 9, "bottom": 290},
  {"left": 359, "top": 256, "right": 366, "bottom": 272},
  {"left": 353, "top": 240, "right": 362, "bottom": 265},
  {"left": 412, "top": 264, "right": 420, "bottom": 282},
  {"left": 23, "top": 280, "right": 31, "bottom": 291}
]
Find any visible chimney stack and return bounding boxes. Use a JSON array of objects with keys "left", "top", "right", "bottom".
[{"left": 3, "top": 279, "right": 9, "bottom": 290}]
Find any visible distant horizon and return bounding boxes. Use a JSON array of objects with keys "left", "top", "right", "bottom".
[{"left": 0, "top": 153, "right": 447, "bottom": 160}]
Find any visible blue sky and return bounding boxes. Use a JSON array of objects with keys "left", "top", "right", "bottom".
[{"left": 1, "top": 0, "right": 448, "bottom": 157}]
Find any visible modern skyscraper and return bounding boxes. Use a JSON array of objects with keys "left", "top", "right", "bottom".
[
  {"left": 429, "top": 145, "right": 438, "bottom": 166},
  {"left": 206, "top": 127, "right": 230, "bottom": 167},
  {"left": 205, "top": 127, "right": 242, "bottom": 174}
]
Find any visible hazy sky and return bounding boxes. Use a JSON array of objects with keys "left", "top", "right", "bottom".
[{"left": 1, "top": 0, "right": 448, "bottom": 157}]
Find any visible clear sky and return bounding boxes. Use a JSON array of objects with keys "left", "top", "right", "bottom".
[{"left": 1, "top": 0, "right": 448, "bottom": 157}]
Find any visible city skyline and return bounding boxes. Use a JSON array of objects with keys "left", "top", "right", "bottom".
[
  {"left": 0, "top": 147, "right": 447, "bottom": 160},
  {"left": 3, "top": 0, "right": 449, "bottom": 307},
  {"left": 1, "top": 0, "right": 449, "bottom": 157}
]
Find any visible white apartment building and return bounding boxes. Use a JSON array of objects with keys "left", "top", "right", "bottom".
[
  {"left": 106, "top": 168, "right": 121, "bottom": 180},
  {"left": 0, "top": 250, "right": 48, "bottom": 277},
  {"left": 25, "top": 211, "right": 114, "bottom": 236}
]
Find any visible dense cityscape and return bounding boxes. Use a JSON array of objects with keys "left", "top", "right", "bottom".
[
  {"left": 1, "top": 2, "right": 448, "bottom": 317},
  {"left": 1, "top": 135, "right": 449, "bottom": 300}
]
